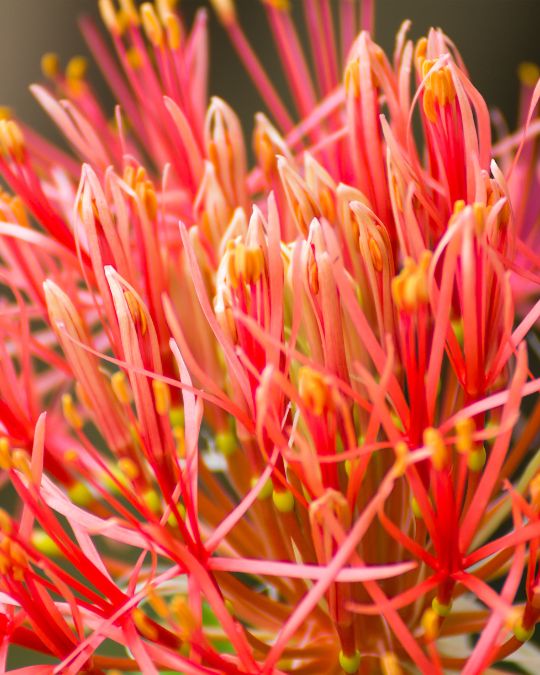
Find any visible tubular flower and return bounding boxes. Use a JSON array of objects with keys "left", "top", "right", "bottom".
[{"left": 0, "top": 1, "right": 540, "bottom": 673}]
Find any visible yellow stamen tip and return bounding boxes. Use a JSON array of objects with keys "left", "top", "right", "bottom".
[
  {"left": 432, "top": 597, "right": 452, "bottom": 617},
  {"left": 272, "top": 489, "right": 294, "bottom": 513},
  {"left": 215, "top": 431, "right": 237, "bottom": 457},
  {"left": 421, "top": 608, "right": 439, "bottom": 641},
  {"left": 111, "top": 371, "right": 132, "bottom": 405},
  {"left": 251, "top": 476, "right": 273, "bottom": 500},
  {"left": 338, "top": 650, "right": 361, "bottom": 673},
  {"left": 68, "top": 482, "right": 93, "bottom": 507},
  {"left": 31, "top": 530, "right": 61, "bottom": 556},
  {"left": 518, "top": 62, "right": 540, "bottom": 87},
  {"left": 41, "top": 52, "right": 60, "bottom": 79},
  {"left": 152, "top": 380, "right": 171, "bottom": 416},
  {"left": 141, "top": 3, "right": 164, "bottom": 46},
  {"left": 62, "top": 393, "right": 83, "bottom": 430},
  {"left": 424, "top": 427, "right": 447, "bottom": 471},
  {"left": 298, "top": 367, "right": 332, "bottom": 416}
]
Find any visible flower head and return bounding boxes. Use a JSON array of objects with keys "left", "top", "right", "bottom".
[{"left": 0, "top": 1, "right": 539, "bottom": 673}]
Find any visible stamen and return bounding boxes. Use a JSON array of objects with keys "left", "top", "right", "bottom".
[
  {"left": 152, "top": 380, "right": 171, "bottom": 416},
  {"left": 423, "top": 427, "right": 447, "bottom": 471},
  {"left": 141, "top": 3, "right": 164, "bottom": 47},
  {"left": 62, "top": 393, "right": 84, "bottom": 431},
  {"left": 41, "top": 52, "right": 60, "bottom": 79},
  {"left": 298, "top": 367, "right": 332, "bottom": 416},
  {"left": 338, "top": 650, "right": 361, "bottom": 674}
]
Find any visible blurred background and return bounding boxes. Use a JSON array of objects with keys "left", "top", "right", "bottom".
[{"left": 0, "top": 0, "right": 539, "bottom": 142}]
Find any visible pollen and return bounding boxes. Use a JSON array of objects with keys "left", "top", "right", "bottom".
[
  {"left": 421, "top": 60, "right": 456, "bottom": 122},
  {"left": 518, "top": 62, "right": 540, "bottom": 87},
  {"left": 210, "top": 0, "right": 236, "bottom": 25},
  {"left": 392, "top": 251, "right": 431, "bottom": 312},
  {"left": 164, "top": 12, "right": 182, "bottom": 51},
  {"left": 455, "top": 417, "right": 475, "bottom": 454},
  {"left": 344, "top": 59, "right": 360, "bottom": 98},
  {"left": 0, "top": 537, "right": 28, "bottom": 581},
  {"left": 421, "top": 608, "right": 439, "bottom": 641},
  {"left": 338, "top": 649, "right": 361, "bottom": 674},
  {"left": 298, "top": 367, "right": 332, "bottom": 416},
  {"left": 41, "top": 52, "right": 60, "bottom": 79},
  {"left": 62, "top": 393, "right": 84, "bottom": 430},
  {"left": 111, "top": 371, "right": 132, "bottom": 405},
  {"left": 272, "top": 488, "right": 295, "bottom": 513},
  {"left": 124, "top": 290, "right": 148, "bottom": 335},
  {"left": 215, "top": 430, "right": 237, "bottom": 456},
  {"left": 141, "top": 4, "right": 163, "bottom": 46},
  {"left": 227, "top": 241, "right": 265, "bottom": 288},
  {"left": 118, "top": 457, "right": 140, "bottom": 481},
  {"left": 99, "top": 0, "right": 124, "bottom": 36},
  {"left": 0, "top": 119, "right": 25, "bottom": 162},
  {"left": 152, "top": 380, "right": 171, "bottom": 416},
  {"left": 66, "top": 56, "right": 88, "bottom": 83},
  {"left": 133, "top": 608, "right": 160, "bottom": 641},
  {"left": 423, "top": 427, "right": 447, "bottom": 471},
  {"left": 381, "top": 652, "right": 403, "bottom": 675}
]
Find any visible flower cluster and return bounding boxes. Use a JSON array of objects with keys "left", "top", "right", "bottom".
[{"left": 0, "top": 0, "right": 539, "bottom": 673}]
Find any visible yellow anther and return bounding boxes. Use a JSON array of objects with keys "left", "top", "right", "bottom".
[
  {"left": 0, "top": 119, "right": 25, "bottom": 162},
  {"left": 118, "top": 457, "right": 139, "bottom": 481},
  {"left": 338, "top": 650, "right": 361, "bottom": 674},
  {"left": 473, "top": 202, "right": 486, "bottom": 232},
  {"left": 99, "top": 0, "right": 124, "bottom": 35},
  {"left": 124, "top": 290, "right": 148, "bottom": 335},
  {"left": 172, "top": 425, "right": 185, "bottom": 458},
  {"left": 227, "top": 241, "right": 265, "bottom": 288},
  {"left": 381, "top": 652, "right": 403, "bottom": 675},
  {"left": 468, "top": 446, "right": 486, "bottom": 472},
  {"left": 0, "top": 438, "right": 11, "bottom": 471},
  {"left": 251, "top": 475, "right": 273, "bottom": 500},
  {"left": 156, "top": 0, "right": 179, "bottom": 19},
  {"left": 126, "top": 47, "right": 143, "bottom": 70},
  {"left": 62, "top": 393, "right": 83, "bottom": 430},
  {"left": 513, "top": 611, "right": 535, "bottom": 642},
  {"left": 215, "top": 431, "right": 237, "bottom": 457},
  {"left": 31, "top": 530, "right": 61, "bottom": 556},
  {"left": 141, "top": 3, "right": 164, "bottom": 46},
  {"left": 6, "top": 195, "right": 29, "bottom": 228},
  {"left": 147, "top": 588, "right": 170, "bottom": 619},
  {"left": 133, "top": 608, "right": 159, "bottom": 640},
  {"left": 272, "top": 488, "right": 294, "bottom": 513},
  {"left": 344, "top": 59, "right": 360, "bottom": 98},
  {"left": 422, "top": 88, "right": 437, "bottom": 123},
  {"left": 424, "top": 427, "right": 447, "bottom": 471},
  {"left": 11, "top": 449, "right": 31, "bottom": 480},
  {"left": 111, "top": 371, "right": 132, "bottom": 405},
  {"left": 307, "top": 252, "right": 319, "bottom": 295},
  {"left": 0, "top": 509, "right": 11, "bottom": 534},
  {"left": 392, "top": 251, "right": 431, "bottom": 313},
  {"left": 66, "top": 56, "right": 88, "bottom": 82},
  {"left": 368, "top": 237, "right": 383, "bottom": 272},
  {"left": 298, "top": 367, "right": 332, "bottom": 416},
  {"left": 135, "top": 179, "right": 158, "bottom": 220},
  {"left": 164, "top": 13, "right": 182, "bottom": 50},
  {"left": 210, "top": 0, "right": 236, "bottom": 25},
  {"left": 170, "top": 596, "right": 197, "bottom": 639},
  {"left": 421, "top": 607, "right": 439, "bottom": 641},
  {"left": 518, "top": 62, "right": 540, "bottom": 88},
  {"left": 453, "top": 199, "right": 466, "bottom": 216},
  {"left": 152, "top": 380, "right": 171, "bottom": 416},
  {"left": 262, "top": 0, "right": 290, "bottom": 10},
  {"left": 411, "top": 496, "right": 423, "bottom": 519},
  {"left": 414, "top": 37, "right": 428, "bottom": 70},
  {"left": 0, "top": 537, "right": 27, "bottom": 581},
  {"left": 64, "top": 448, "right": 78, "bottom": 463},
  {"left": 455, "top": 417, "right": 475, "bottom": 454},
  {"left": 422, "top": 62, "right": 455, "bottom": 122},
  {"left": 393, "top": 441, "right": 409, "bottom": 477},
  {"left": 119, "top": 0, "right": 139, "bottom": 24},
  {"left": 0, "top": 107, "right": 12, "bottom": 121},
  {"left": 143, "top": 489, "right": 161, "bottom": 514},
  {"left": 41, "top": 52, "right": 60, "bottom": 79},
  {"left": 432, "top": 597, "right": 452, "bottom": 617},
  {"left": 68, "top": 482, "right": 93, "bottom": 507},
  {"left": 319, "top": 187, "right": 335, "bottom": 222}
]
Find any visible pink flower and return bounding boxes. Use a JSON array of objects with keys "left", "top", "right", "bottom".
[{"left": 0, "top": 1, "right": 539, "bottom": 673}]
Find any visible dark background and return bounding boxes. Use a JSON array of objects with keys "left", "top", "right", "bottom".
[{"left": 0, "top": 0, "right": 539, "bottom": 140}]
